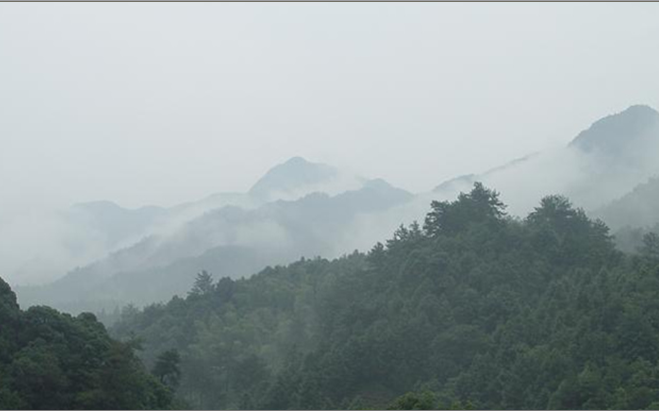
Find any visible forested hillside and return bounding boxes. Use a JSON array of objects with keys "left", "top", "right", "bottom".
[
  {"left": 111, "top": 183, "right": 659, "bottom": 409},
  {"left": 0, "top": 277, "right": 178, "bottom": 410}
]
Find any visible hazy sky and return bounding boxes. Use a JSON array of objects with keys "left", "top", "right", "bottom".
[{"left": 2, "top": 3, "right": 659, "bottom": 213}]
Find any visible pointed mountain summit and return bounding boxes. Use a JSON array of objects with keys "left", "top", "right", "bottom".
[
  {"left": 362, "top": 178, "right": 401, "bottom": 191},
  {"left": 569, "top": 105, "right": 659, "bottom": 158},
  {"left": 428, "top": 104, "right": 659, "bottom": 215},
  {"left": 248, "top": 157, "right": 341, "bottom": 201}
]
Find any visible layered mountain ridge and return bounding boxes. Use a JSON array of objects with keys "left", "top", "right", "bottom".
[
  {"left": 14, "top": 105, "right": 659, "bottom": 316},
  {"left": 16, "top": 164, "right": 412, "bottom": 312}
]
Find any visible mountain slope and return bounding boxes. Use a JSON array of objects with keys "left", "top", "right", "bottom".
[
  {"left": 595, "top": 177, "right": 659, "bottom": 230},
  {"left": 569, "top": 104, "right": 659, "bottom": 160},
  {"left": 110, "top": 184, "right": 659, "bottom": 410},
  {"left": 6, "top": 157, "right": 364, "bottom": 288},
  {"left": 68, "top": 201, "right": 167, "bottom": 248},
  {"left": 16, "top": 179, "right": 413, "bottom": 313},
  {"left": 431, "top": 105, "right": 659, "bottom": 216},
  {"left": 249, "top": 156, "right": 353, "bottom": 202}
]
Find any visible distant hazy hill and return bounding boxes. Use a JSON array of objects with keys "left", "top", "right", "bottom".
[
  {"left": 70, "top": 157, "right": 362, "bottom": 248},
  {"left": 68, "top": 201, "right": 167, "bottom": 247},
  {"left": 595, "top": 177, "right": 659, "bottom": 231},
  {"left": 16, "top": 176, "right": 412, "bottom": 313},
  {"left": 431, "top": 105, "right": 659, "bottom": 216},
  {"left": 569, "top": 104, "right": 659, "bottom": 161},
  {"left": 248, "top": 156, "right": 362, "bottom": 202},
  {"left": 7, "top": 157, "right": 363, "bottom": 287}
]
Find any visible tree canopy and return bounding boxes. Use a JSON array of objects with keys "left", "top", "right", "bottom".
[
  {"left": 107, "top": 183, "right": 659, "bottom": 409},
  {"left": 0, "top": 278, "right": 177, "bottom": 410}
]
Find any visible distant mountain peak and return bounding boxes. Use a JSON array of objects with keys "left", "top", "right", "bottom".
[
  {"left": 283, "top": 156, "right": 309, "bottom": 165},
  {"left": 624, "top": 104, "right": 658, "bottom": 115},
  {"left": 569, "top": 104, "right": 659, "bottom": 156},
  {"left": 363, "top": 178, "right": 393, "bottom": 189},
  {"left": 362, "top": 178, "right": 412, "bottom": 195},
  {"left": 248, "top": 157, "right": 339, "bottom": 200}
]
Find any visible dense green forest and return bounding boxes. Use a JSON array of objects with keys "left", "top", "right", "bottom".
[
  {"left": 0, "top": 277, "right": 180, "bottom": 409},
  {"left": 108, "top": 183, "right": 659, "bottom": 409}
]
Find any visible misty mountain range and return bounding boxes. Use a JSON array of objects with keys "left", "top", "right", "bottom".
[
  {"left": 430, "top": 104, "right": 659, "bottom": 212},
  {"left": 15, "top": 158, "right": 410, "bottom": 312},
  {"left": 14, "top": 104, "right": 659, "bottom": 314}
]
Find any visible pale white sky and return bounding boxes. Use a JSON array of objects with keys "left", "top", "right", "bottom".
[{"left": 2, "top": 2, "right": 659, "bottom": 212}]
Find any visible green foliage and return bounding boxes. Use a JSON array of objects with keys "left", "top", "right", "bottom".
[
  {"left": 0, "top": 277, "right": 175, "bottom": 410},
  {"left": 640, "top": 232, "right": 659, "bottom": 258},
  {"left": 188, "top": 270, "right": 214, "bottom": 297},
  {"left": 386, "top": 390, "right": 437, "bottom": 409},
  {"left": 424, "top": 182, "right": 505, "bottom": 237},
  {"left": 110, "top": 183, "right": 659, "bottom": 409},
  {"left": 153, "top": 349, "right": 182, "bottom": 390}
]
